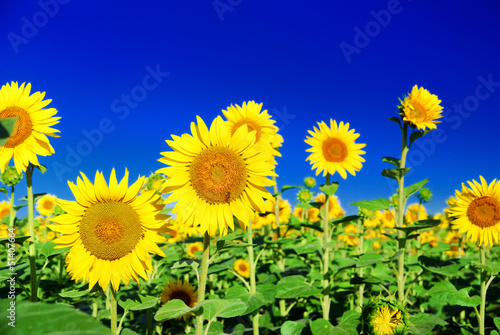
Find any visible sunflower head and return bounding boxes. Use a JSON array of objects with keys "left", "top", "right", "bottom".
[
  {"left": 49, "top": 169, "right": 169, "bottom": 291},
  {"left": 361, "top": 298, "right": 408, "bottom": 335},
  {"left": 233, "top": 258, "right": 250, "bottom": 278},
  {"left": 404, "top": 203, "right": 428, "bottom": 225},
  {"left": 0, "top": 82, "right": 60, "bottom": 173},
  {"left": 305, "top": 119, "right": 366, "bottom": 178},
  {"left": 160, "top": 278, "right": 198, "bottom": 316},
  {"left": 1, "top": 166, "right": 23, "bottom": 186},
  {"left": 314, "top": 193, "right": 345, "bottom": 220},
  {"left": 447, "top": 176, "right": 500, "bottom": 247},
  {"left": 144, "top": 173, "right": 166, "bottom": 194},
  {"left": 36, "top": 194, "right": 57, "bottom": 216},
  {"left": 297, "top": 188, "right": 313, "bottom": 203},
  {"left": 399, "top": 85, "right": 443, "bottom": 130},
  {"left": 157, "top": 116, "right": 276, "bottom": 236},
  {"left": 187, "top": 242, "right": 203, "bottom": 258}
]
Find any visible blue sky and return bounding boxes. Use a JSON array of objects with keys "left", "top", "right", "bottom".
[{"left": 1, "top": 0, "right": 500, "bottom": 216}]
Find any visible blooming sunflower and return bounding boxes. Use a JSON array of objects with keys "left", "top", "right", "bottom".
[
  {"left": 305, "top": 119, "right": 366, "bottom": 178},
  {"left": 48, "top": 169, "right": 168, "bottom": 291},
  {"left": 447, "top": 176, "right": 500, "bottom": 247},
  {"left": 338, "top": 223, "right": 358, "bottom": 246},
  {"left": 371, "top": 305, "right": 404, "bottom": 335},
  {"left": 222, "top": 101, "right": 282, "bottom": 162},
  {"left": 160, "top": 279, "right": 198, "bottom": 309},
  {"left": 157, "top": 116, "right": 276, "bottom": 236},
  {"left": 264, "top": 198, "right": 292, "bottom": 228},
  {"left": 404, "top": 203, "right": 428, "bottom": 225},
  {"left": 0, "top": 201, "right": 10, "bottom": 220},
  {"left": 0, "top": 82, "right": 60, "bottom": 173},
  {"left": 233, "top": 259, "right": 250, "bottom": 278},
  {"left": 314, "top": 193, "right": 345, "bottom": 220},
  {"left": 399, "top": 85, "right": 443, "bottom": 130},
  {"left": 187, "top": 242, "right": 203, "bottom": 258},
  {"left": 36, "top": 194, "right": 57, "bottom": 216}
]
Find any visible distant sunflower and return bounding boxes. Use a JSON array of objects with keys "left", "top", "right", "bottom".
[
  {"left": 371, "top": 305, "right": 403, "bottom": 335},
  {"left": 338, "top": 224, "right": 358, "bottom": 247},
  {"left": 264, "top": 198, "right": 292, "bottom": 228},
  {"left": 222, "top": 101, "right": 282, "bottom": 161},
  {"left": 314, "top": 193, "right": 345, "bottom": 220},
  {"left": 0, "top": 82, "right": 60, "bottom": 173},
  {"left": 0, "top": 201, "right": 10, "bottom": 220},
  {"left": 305, "top": 119, "right": 366, "bottom": 178},
  {"left": 404, "top": 203, "right": 428, "bottom": 225},
  {"left": 399, "top": 85, "right": 443, "bottom": 130},
  {"left": 187, "top": 242, "right": 203, "bottom": 258},
  {"left": 49, "top": 169, "right": 168, "bottom": 291},
  {"left": 157, "top": 116, "right": 276, "bottom": 236},
  {"left": 233, "top": 259, "right": 250, "bottom": 278},
  {"left": 448, "top": 176, "right": 500, "bottom": 247},
  {"left": 36, "top": 194, "right": 57, "bottom": 216},
  {"left": 0, "top": 223, "right": 9, "bottom": 238},
  {"left": 160, "top": 279, "right": 198, "bottom": 309}
]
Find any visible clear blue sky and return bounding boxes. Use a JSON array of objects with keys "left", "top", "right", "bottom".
[{"left": 2, "top": 0, "right": 500, "bottom": 216}]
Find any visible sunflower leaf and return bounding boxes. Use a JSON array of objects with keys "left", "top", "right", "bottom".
[
  {"left": 154, "top": 299, "right": 196, "bottom": 321},
  {"left": 0, "top": 187, "right": 7, "bottom": 196},
  {"left": 282, "top": 321, "right": 307, "bottom": 335},
  {"left": 0, "top": 235, "right": 30, "bottom": 246},
  {"left": 40, "top": 242, "right": 70, "bottom": 258},
  {"left": 350, "top": 198, "right": 390, "bottom": 211},
  {"left": 381, "top": 168, "right": 410, "bottom": 181},
  {"left": 403, "top": 179, "right": 429, "bottom": 200},
  {"left": 382, "top": 156, "right": 401, "bottom": 167},
  {"left": 394, "top": 220, "right": 441, "bottom": 234},
  {"left": 329, "top": 215, "right": 360, "bottom": 226},
  {"left": 0, "top": 117, "right": 17, "bottom": 146},
  {"left": 216, "top": 240, "right": 255, "bottom": 253},
  {"left": 207, "top": 257, "right": 235, "bottom": 275},
  {"left": 408, "top": 313, "right": 448, "bottom": 334},
  {"left": 35, "top": 164, "right": 47, "bottom": 174},
  {"left": 387, "top": 116, "right": 402, "bottom": 128},
  {"left": 409, "top": 129, "right": 432, "bottom": 148},
  {"left": 129, "top": 295, "right": 159, "bottom": 311},
  {"left": 281, "top": 185, "right": 300, "bottom": 193},
  {"left": 427, "top": 281, "right": 481, "bottom": 307},
  {"left": 202, "top": 298, "right": 247, "bottom": 319},
  {"left": 276, "top": 275, "right": 322, "bottom": 299},
  {"left": 319, "top": 182, "right": 339, "bottom": 196}
]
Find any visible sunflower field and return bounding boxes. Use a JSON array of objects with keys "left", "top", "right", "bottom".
[{"left": 1, "top": 82, "right": 500, "bottom": 335}]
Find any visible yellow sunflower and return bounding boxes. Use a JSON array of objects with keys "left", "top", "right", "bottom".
[
  {"left": 447, "top": 176, "right": 500, "bottom": 247},
  {"left": 404, "top": 203, "right": 428, "bottom": 225},
  {"left": 36, "top": 194, "right": 57, "bottom": 216},
  {"left": 157, "top": 116, "right": 276, "bottom": 236},
  {"left": 222, "top": 101, "right": 282, "bottom": 161},
  {"left": 48, "top": 169, "right": 168, "bottom": 291},
  {"left": 233, "top": 259, "right": 250, "bottom": 278},
  {"left": 0, "top": 223, "right": 9, "bottom": 238},
  {"left": 305, "top": 119, "right": 366, "bottom": 178},
  {"left": 314, "top": 193, "right": 345, "bottom": 220},
  {"left": 399, "top": 85, "right": 443, "bottom": 130},
  {"left": 371, "top": 305, "right": 403, "bottom": 335},
  {"left": 292, "top": 206, "right": 320, "bottom": 223},
  {"left": 160, "top": 278, "right": 198, "bottom": 309},
  {"left": 0, "top": 201, "right": 10, "bottom": 220},
  {"left": 0, "top": 82, "right": 60, "bottom": 173},
  {"left": 187, "top": 242, "right": 203, "bottom": 258},
  {"left": 264, "top": 198, "right": 292, "bottom": 228},
  {"left": 338, "top": 224, "right": 358, "bottom": 246}
]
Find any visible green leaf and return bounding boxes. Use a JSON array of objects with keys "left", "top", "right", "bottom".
[
  {"left": 427, "top": 281, "right": 481, "bottom": 307},
  {"left": 216, "top": 240, "right": 255, "bottom": 253},
  {"left": 35, "top": 164, "right": 47, "bottom": 174},
  {"left": 294, "top": 241, "right": 321, "bottom": 255},
  {"left": 0, "top": 117, "right": 17, "bottom": 146},
  {"left": 409, "top": 129, "right": 432, "bottom": 147},
  {"left": 208, "top": 257, "right": 235, "bottom": 275},
  {"left": 40, "top": 242, "right": 70, "bottom": 258},
  {"left": 0, "top": 262, "right": 29, "bottom": 281},
  {"left": 226, "top": 286, "right": 271, "bottom": 315},
  {"left": 206, "top": 321, "right": 224, "bottom": 334},
  {"left": 350, "top": 198, "right": 390, "bottom": 211},
  {"left": 309, "top": 316, "right": 359, "bottom": 335},
  {"left": 394, "top": 220, "right": 441, "bottom": 234},
  {"left": 475, "top": 260, "right": 500, "bottom": 275},
  {"left": 129, "top": 295, "right": 159, "bottom": 311},
  {"left": 155, "top": 299, "right": 197, "bottom": 321},
  {"left": 0, "top": 235, "right": 30, "bottom": 245},
  {"left": 494, "top": 317, "right": 500, "bottom": 331},
  {"left": 356, "top": 252, "right": 385, "bottom": 268},
  {"left": 329, "top": 215, "right": 360, "bottom": 226},
  {"left": 281, "top": 320, "right": 307, "bottom": 335},
  {"left": 381, "top": 168, "right": 410, "bottom": 181},
  {"left": 120, "top": 329, "right": 139, "bottom": 335},
  {"left": 409, "top": 313, "right": 447, "bottom": 334},
  {"left": 403, "top": 179, "right": 429, "bottom": 200},
  {"left": 282, "top": 185, "right": 300, "bottom": 193},
  {"left": 202, "top": 299, "right": 247, "bottom": 319},
  {"left": 387, "top": 116, "right": 402, "bottom": 128},
  {"left": 59, "top": 289, "right": 90, "bottom": 298},
  {"left": 319, "top": 182, "right": 339, "bottom": 196},
  {"left": 276, "top": 275, "right": 321, "bottom": 299},
  {"left": 0, "top": 187, "right": 7, "bottom": 196},
  {"left": 382, "top": 156, "right": 400, "bottom": 167},
  {"left": 0, "top": 300, "right": 113, "bottom": 334}
]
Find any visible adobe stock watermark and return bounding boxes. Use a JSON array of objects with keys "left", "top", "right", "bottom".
[
  {"left": 7, "top": 0, "right": 71, "bottom": 54},
  {"left": 339, "top": 0, "right": 410, "bottom": 64},
  {"left": 6, "top": 227, "right": 17, "bottom": 328},
  {"left": 213, "top": 0, "right": 243, "bottom": 21},
  {"left": 51, "top": 64, "right": 169, "bottom": 182},
  {"left": 385, "top": 73, "right": 500, "bottom": 195}
]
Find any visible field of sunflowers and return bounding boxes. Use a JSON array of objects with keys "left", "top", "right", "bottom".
[{"left": 1, "top": 82, "right": 500, "bottom": 335}]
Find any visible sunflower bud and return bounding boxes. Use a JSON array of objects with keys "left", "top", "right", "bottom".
[
  {"left": 1, "top": 166, "right": 23, "bottom": 186},
  {"left": 297, "top": 188, "right": 313, "bottom": 203},
  {"left": 304, "top": 176, "right": 316, "bottom": 188}
]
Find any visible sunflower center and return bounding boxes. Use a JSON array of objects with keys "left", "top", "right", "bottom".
[
  {"left": 170, "top": 289, "right": 192, "bottom": 306},
  {"left": 233, "top": 121, "right": 262, "bottom": 142},
  {"left": 322, "top": 138, "right": 348, "bottom": 162},
  {"left": 239, "top": 263, "right": 248, "bottom": 272},
  {"left": 43, "top": 201, "right": 53, "bottom": 210},
  {"left": 79, "top": 201, "right": 142, "bottom": 260},
  {"left": 0, "top": 106, "right": 33, "bottom": 148},
  {"left": 466, "top": 196, "right": 500, "bottom": 228},
  {"left": 408, "top": 101, "right": 427, "bottom": 121},
  {"left": 190, "top": 146, "right": 247, "bottom": 204}
]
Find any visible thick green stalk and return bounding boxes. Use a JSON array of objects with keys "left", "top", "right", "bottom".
[
  {"left": 26, "top": 165, "right": 38, "bottom": 302},
  {"left": 396, "top": 124, "right": 409, "bottom": 304},
  {"left": 356, "top": 218, "right": 364, "bottom": 313},
  {"left": 8, "top": 184, "right": 15, "bottom": 229},
  {"left": 479, "top": 247, "right": 486, "bottom": 335},
  {"left": 110, "top": 287, "right": 118, "bottom": 334},
  {"left": 322, "top": 174, "right": 331, "bottom": 319},
  {"left": 196, "top": 232, "right": 211, "bottom": 335},
  {"left": 247, "top": 223, "right": 259, "bottom": 335},
  {"left": 272, "top": 175, "right": 287, "bottom": 317}
]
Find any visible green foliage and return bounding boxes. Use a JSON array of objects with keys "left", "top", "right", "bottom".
[{"left": 350, "top": 198, "right": 390, "bottom": 211}]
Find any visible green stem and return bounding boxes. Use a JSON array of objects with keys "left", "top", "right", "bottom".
[
  {"left": 8, "top": 184, "right": 15, "bottom": 229},
  {"left": 322, "top": 173, "right": 331, "bottom": 320},
  {"left": 109, "top": 287, "right": 118, "bottom": 334},
  {"left": 396, "top": 124, "right": 409, "bottom": 304},
  {"left": 26, "top": 164, "right": 38, "bottom": 302},
  {"left": 356, "top": 218, "right": 364, "bottom": 313},
  {"left": 196, "top": 232, "right": 211, "bottom": 335},
  {"left": 479, "top": 247, "right": 486, "bottom": 335},
  {"left": 272, "top": 175, "right": 287, "bottom": 317},
  {"left": 247, "top": 223, "right": 259, "bottom": 335}
]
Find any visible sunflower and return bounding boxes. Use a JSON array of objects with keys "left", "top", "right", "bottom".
[
  {"left": 399, "top": 85, "right": 443, "bottom": 130},
  {"left": 48, "top": 169, "right": 168, "bottom": 291},
  {"left": 233, "top": 259, "right": 250, "bottom": 278},
  {"left": 264, "top": 198, "right": 292, "bottom": 228},
  {"left": 36, "top": 194, "right": 57, "bottom": 216},
  {"left": 187, "top": 242, "right": 203, "bottom": 258},
  {"left": 157, "top": 116, "right": 276, "bottom": 236},
  {"left": 0, "top": 82, "right": 60, "bottom": 173},
  {"left": 314, "top": 193, "right": 345, "bottom": 220},
  {"left": 160, "top": 279, "right": 198, "bottom": 309},
  {"left": 447, "top": 176, "right": 500, "bottom": 247},
  {"left": 404, "top": 203, "right": 428, "bottom": 225},
  {"left": 305, "top": 119, "right": 366, "bottom": 178},
  {"left": 338, "top": 224, "right": 358, "bottom": 246},
  {"left": 371, "top": 305, "right": 404, "bottom": 335},
  {"left": 222, "top": 101, "right": 282, "bottom": 162},
  {"left": 0, "top": 223, "right": 9, "bottom": 238},
  {"left": 0, "top": 201, "right": 10, "bottom": 220}
]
